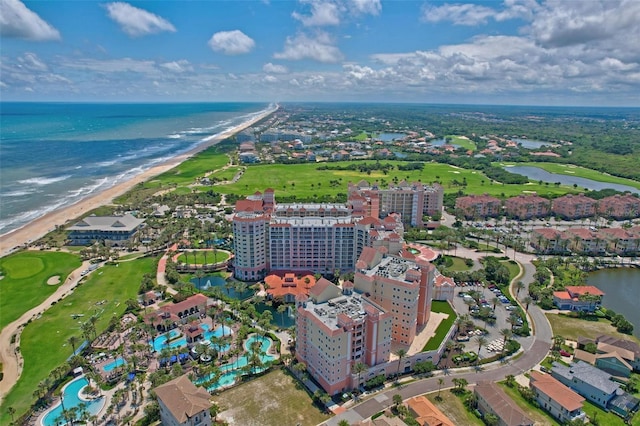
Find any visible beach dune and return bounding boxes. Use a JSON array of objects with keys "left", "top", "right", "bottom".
[{"left": 0, "top": 105, "right": 277, "bottom": 258}]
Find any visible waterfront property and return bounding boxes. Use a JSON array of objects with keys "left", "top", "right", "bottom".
[
  {"left": 529, "top": 370, "right": 586, "bottom": 423},
  {"left": 155, "top": 375, "right": 212, "bottom": 426},
  {"left": 552, "top": 361, "right": 622, "bottom": 409},
  {"left": 474, "top": 381, "right": 534, "bottom": 426},
  {"left": 551, "top": 194, "right": 598, "bottom": 219},
  {"left": 552, "top": 286, "right": 604, "bottom": 312},
  {"left": 67, "top": 214, "right": 145, "bottom": 246},
  {"left": 531, "top": 226, "right": 640, "bottom": 256},
  {"left": 576, "top": 335, "right": 640, "bottom": 374},
  {"left": 504, "top": 194, "right": 551, "bottom": 219},
  {"left": 454, "top": 194, "right": 502, "bottom": 219}
]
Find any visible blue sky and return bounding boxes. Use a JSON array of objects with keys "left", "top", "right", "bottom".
[{"left": 1, "top": 0, "right": 639, "bottom": 105}]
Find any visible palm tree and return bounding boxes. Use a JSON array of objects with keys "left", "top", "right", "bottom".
[
  {"left": 394, "top": 349, "right": 407, "bottom": 381},
  {"left": 475, "top": 336, "right": 487, "bottom": 354},
  {"left": 277, "top": 304, "right": 287, "bottom": 327},
  {"left": 523, "top": 296, "right": 533, "bottom": 311},
  {"left": 353, "top": 362, "right": 367, "bottom": 390},
  {"left": 393, "top": 393, "right": 403, "bottom": 409},
  {"left": 515, "top": 281, "right": 525, "bottom": 295},
  {"left": 7, "top": 406, "right": 15, "bottom": 423},
  {"left": 68, "top": 335, "right": 79, "bottom": 355},
  {"left": 437, "top": 378, "right": 444, "bottom": 400},
  {"left": 491, "top": 296, "right": 499, "bottom": 310},
  {"left": 500, "top": 328, "right": 513, "bottom": 355}
]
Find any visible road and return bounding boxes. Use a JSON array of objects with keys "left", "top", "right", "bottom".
[{"left": 321, "top": 243, "right": 553, "bottom": 426}]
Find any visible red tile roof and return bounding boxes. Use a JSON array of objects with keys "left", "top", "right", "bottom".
[
  {"left": 529, "top": 371, "right": 584, "bottom": 412},
  {"left": 264, "top": 273, "right": 316, "bottom": 299},
  {"left": 566, "top": 286, "right": 605, "bottom": 296}
]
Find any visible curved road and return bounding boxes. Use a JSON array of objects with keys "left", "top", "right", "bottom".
[{"left": 322, "top": 246, "right": 553, "bottom": 426}]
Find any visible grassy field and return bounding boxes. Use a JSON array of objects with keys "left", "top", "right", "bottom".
[
  {"left": 0, "top": 257, "right": 157, "bottom": 423},
  {"left": 447, "top": 256, "right": 473, "bottom": 272},
  {"left": 426, "top": 392, "right": 484, "bottom": 426},
  {"left": 0, "top": 251, "right": 81, "bottom": 330},
  {"left": 423, "top": 301, "right": 457, "bottom": 351},
  {"left": 545, "top": 313, "right": 640, "bottom": 343},
  {"left": 177, "top": 250, "right": 231, "bottom": 265},
  {"left": 499, "top": 382, "right": 562, "bottom": 425},
  {"left": 214, "top": 160, "right": 578, "bottom": 199},
  {"left": 502, "top": 260, "right": 521, "bottom": 281},
  {"left": 583, "top": 400, "right": 633, "bottom": 426},
  {"left": 500, "top": 162, "right": 640, "bottom": 190},
  {"left": 212, "top": 369, "right": 330, "bottom": 426},
  {"left": 446, "top": 135, "right": 476, "bottom": 151}
]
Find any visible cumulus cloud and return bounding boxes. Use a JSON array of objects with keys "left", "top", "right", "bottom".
[
  {"left": 208, "top": 30, "right": 255, "bottom": 55},
  {"left": 274, "top": 32, "right": 343, "bottom": 63},
  {"left": 263, "top": 63, "right": 289, "bottom": 74},
  {"left": 0, "top": 0, "right": 61, "bottom": 41},
  {"left": 422, "top": 0, "right": 537, "bottom": 26},
  {"left": 160, "top": 60, "right": 193, "bottom": 73},
  {"left": 293, "top": 1, "right": 341, "bottom": 27},
  {"left": 349, "top": 0, "right": 382, "bottom": 16},
  {"left": 104, "top": 2, "right": 176, "bottom": 37}
]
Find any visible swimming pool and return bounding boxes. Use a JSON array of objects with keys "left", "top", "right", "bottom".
[
  {"left": 102, "top": 357, "right": 126, "bottom": 372},
  {"left": 41, "top": 376, "right": 105, "bottom": 426},
  {"left": 150, "top": 324, "right": 232, "bottom": 351},
  {"left": 197, "top": 335, "right": 275, "bottom": 391}
]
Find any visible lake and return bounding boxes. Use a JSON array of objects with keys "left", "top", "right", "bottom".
[
  {"left": 377, "top": 132, "right": 407, "bottom": 142},
  {"left": 505, "top": 166, "right": 640, "bottom": 195},
  {"left": 512, "top": 138, "right": 557, "bottom": 150},
  {"left": 587, "top": 268, "right": 640, "bottom": 338},
  {"left": 428, "top": 138, "right": 461, "bottom": 148}
]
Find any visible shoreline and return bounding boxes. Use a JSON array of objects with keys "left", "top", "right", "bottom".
[{"left": 0, "top": 105, "right": 277, "bottom": 258}]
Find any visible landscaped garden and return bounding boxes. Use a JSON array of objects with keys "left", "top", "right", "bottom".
[
  {"left": 0, "top": 251, "right": 81, "bottom": 330},
  {"left": 423, "top": 301, "right": 457, "bottom": 351},
  {"left": 177, "top": 250, "right": 230, "bottom": 265}
]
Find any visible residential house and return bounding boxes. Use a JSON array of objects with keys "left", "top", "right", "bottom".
[
  {"left": 405, "top": 395, "right": 455, "bottom": 426},
  {"left": 155, "top": 375, "right": 212, "bottom": 426},
  {"left": 552, "top": 286, "right": 604, "bottom": 312},
  {"left": 577, "top": 335, "right": 640, "bottom": 373},
  {"left": 529, "top": 370, "right": 586, "bottom": 423},
  {"left": 573, "top": 349, "right": 634, "bottom": 378},
  {"left": 474, "top": 381, "right": 534, "bottom": 426},
  {"left": 598, "top": 228, "right": 638, "bottom": 255},
  {"left": 551, "top": 361, "right": 619, "bottom": 409},
  {"left": 562, "top": 228, "right": 606, "bottom": 255}
]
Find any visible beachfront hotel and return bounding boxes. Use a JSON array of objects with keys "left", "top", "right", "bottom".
[
  {"left": 232, "top": 189, "right": 406, "bottom": 281},
  {"left": 67, "top": 214, "right": 145, "bottom": 246}
]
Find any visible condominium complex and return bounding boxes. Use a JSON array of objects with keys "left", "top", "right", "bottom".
[
  {"left": 454, "top": 194, "right": 502, "bottom": 219},
  {"left": 551, "top": 194, "right": 598, "bottom": 219},
  {"left": 348, "top": 180, "right": 444, "bottom": 227},
  {"left": 504, "top": 194, "right": 551, "bottom": 219},
  {"left": 232, "top": 189, "right": 405, "bottom": 281}
]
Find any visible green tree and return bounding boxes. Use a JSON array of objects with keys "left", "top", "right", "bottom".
[
  {"left": 394, "top": 348, "right": 407, "bottom": 382},
  {"left": 393, "top": 394, "right": 403, "bottom": 409}
]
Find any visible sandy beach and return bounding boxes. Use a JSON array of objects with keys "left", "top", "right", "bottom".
[{"left": 0, "top": 106, "right": 277, "bottom": 258}]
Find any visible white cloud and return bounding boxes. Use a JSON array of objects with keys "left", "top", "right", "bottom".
[
  {"left": 263, "top": 75, "right": 278, "bottom": 83},
  {"left": 160, "top": 60, "right": 192, "bottom": 73},
  {"left": 208, "top": 30, "right": 255, "bottom": 55},
  {"left": 0, "top": 0, "right": 60, "bottom": 41},
  {"left": 17, "top": 52, "right": 48, "bottom": 71},
  {"left": 104, "top": 2, "right": 176, "bottom": 37},
  {"left": 263, "top": 63, "right": 289, "bottom": 74},
  {"left": 274, "top": 32, "right": 343, "bottom": 63},
  {"left": 349, "top": 0, "right": 381, "bottom": 16},
  {"left": 422, "top": 3, "right": 497, "bottom": 26},
  {"left": 292, "top": 1, "right": 341, "bottom": 27}
]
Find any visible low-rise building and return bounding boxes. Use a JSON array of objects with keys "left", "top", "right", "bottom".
[
  {"left": 406, "top": 395, "right": 455, "bottom": 426},
  {"left": 529, "top": 371, "right": 586, "bottom": 423},
  {"left": 474, "top": 381, "right": 534, "bottom": 426},
  {"left": 563, "top": 228, "right": 606, "bottom": 255},
  {"left": 67, "top": 214, "right": 144, "bottom": 246},
  {"left": 551, "top": 360, "right": 619, "bottom": 409},
  {"left": 504, "top": 194, "right": 551, "bottom": 219},
  {"left": 530, "top": 228, "right": 568, "bottom": 254},
  {"left": 455, "top": 194, "right": 502, "bottom": 219},
  {"left": 552, "top": 286, "right": 604, "bottom": 312},
  {"left": 597, "top": 194, "right": 640, "bottom": 220},
  {"left": 155, "top": 375, "right": 212, "bottom": 426},
  {"left": 551, "top": 194, "right": 597, "bottom": 219}
]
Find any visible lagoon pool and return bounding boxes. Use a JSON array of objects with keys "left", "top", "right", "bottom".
[
  {"left": 150, "top": 324, "right": 232, "bottom": 351},
  {"left": 102, "top": 357, "right": 126, "bottom": 372},
  {"left": 41, "top": 376, "right": 105, "bottom": 426}
]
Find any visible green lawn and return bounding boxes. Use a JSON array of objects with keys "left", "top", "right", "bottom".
[
  {"left": 447, "top": 256, "right": 473, "bottom": 272},
  {"left": 500, "top": 162, "right": 640, "bottom": 190},
  {"left": 177, "top": 250, "right": 231, "bottom": 265},
  {"left": 423, "top": 301, "right": 457, "bottom": 351},
  {"left": 0, "top": 257, "right": 157, "bottom": 423},
  {"left": 499, "top": 382, "right": 562, "bottom": 425},
  {"left": 502, "top": 260, "right": 521, "bottom": 281},
  {"left": 426, "top": 392, "right": 483, "bottom": 426},
  {"left": 583, "top": 400, "right": 630, "bottom": 426},
  {"left": 153, "top": 150, "right": 229, "bottom": 187},
  {"left": 446, "top": 135, "right": 476, "bottom": 151},
  {"left": 545, "top": 313, "right": 640, "bottom": 343},
  {"left": 0, "top": 251, "right": 81, "bottom": 331},
  {"left": 215, "top": 161, "right": 578, "bottom": 199},
  {"left": 212, "top": 368, "right": 330, "bottom": 426}
]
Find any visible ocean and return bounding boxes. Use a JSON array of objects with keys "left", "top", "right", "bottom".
[{"left": 0, "top": 102, "right": 272, "bottom": 236}]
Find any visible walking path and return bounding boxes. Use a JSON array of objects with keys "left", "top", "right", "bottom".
[
  {"left": 321, "top": 243, "right": 553, "bottom": 425},
  {"left": 0, "top": 260, "right": 93, "bottom": 404}
]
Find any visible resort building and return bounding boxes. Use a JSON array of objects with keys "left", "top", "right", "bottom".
[
  {"left": 552, "top": 286, "right": 604, "bottom": 312},
  {"left": 405, "top": 396, "right": 455, "bottom": 426},
  {"left": 155, "top": 375, "right": 212, "bottom": 426},
  {"left": 504, "top": 194, "right": 551, "bottom": 219},
  {"left": 551, "top": 194, "right": 597, "bottom": 219},
  {"left": 348, "top": 180, "right": 444, "bottom": 227},
  {"left": 354, "top": 247, "right": 434, "bottom": 346},
  {"left": 597, "top": 194, "right": 640, "bottom": 220},
  {"left": 145, "top": 294, "right": 209, "bottom": 331},
  {"left": 67, "top": 214, "right": 144, "bottom": 246},
  {"left": 454, "top": 194, "right": 502, "bottom": 219},
  {"left": 295, "top": 279, "right": 393, "bottom": 395},
  {"left": 263, "top": 272, "right": 316, "bottom": 303},
  {"left": 232, "top": 188, "right": 406, "bottom": 281},
  {"left": 432, "top": 271, "right": 455, "bottom": 302},
  {"left": 528, "top": 371, "right": 586, "bottom": 423},
  {"left": 530, "top": 228, "right": 568, "bottom": 254},
  {"left": 562, "top": 228, "right": 606, "bottom": 255},
  {"left": 598, "top": 228, "right": 639, "bottom": 255},
  {"left": 474, "top": 381, "right": 534, "bottom": 426}
]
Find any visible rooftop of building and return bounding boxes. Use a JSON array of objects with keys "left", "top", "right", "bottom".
[
  {"left": 474, "top": 381, "right": 534, "bottom": 426},
  {"left": 301, "top": 292, "right": 384, "bottom": 330},
  {"left": 154, "top": 375, "right": 212, "bottom": 423},
  {"left": 529, "top": 370, "right": 585, "bottom": 412},
  {"left": 358, "top": 255, "right": 424, "bottom": 283},
  {"left": 406, "top": 396, "right": 455, "bottom": 426},
  {"left": 552, "top": 360, "right": 620, "bottom": 394},
  {"left": 68, "top": 214, "right": 144, "bottom": 232}
]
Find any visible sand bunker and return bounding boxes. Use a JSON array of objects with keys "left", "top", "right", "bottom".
[{"left": 47, "top": 275, "right": 61, "bottom": 285}]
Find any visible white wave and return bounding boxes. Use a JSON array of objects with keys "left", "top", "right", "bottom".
[
  {"left": 17, "top": 175, "right": 71, "bottom": 186},
  {"left": 96, "top": 160, "right": 117, "bottom": 167},
  {"left": 75, "top": 166, "right": 82, "bottom": 169},
  {"left": 3, "top": 189, "right": 38, "bottom": 197},
  {"left": 167, "top": 133, "right": 182, "bottom": 139}
]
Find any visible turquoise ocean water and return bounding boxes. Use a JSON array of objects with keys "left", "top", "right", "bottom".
[{"left": 0, "top": 102, "right": 271, "bottom": 236}]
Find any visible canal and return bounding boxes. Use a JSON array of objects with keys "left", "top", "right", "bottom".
[{"left": 587, "top": 268, "right": 640, "bottom": 338}]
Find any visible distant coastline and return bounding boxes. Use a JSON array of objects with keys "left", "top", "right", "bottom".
[{"left": 0, "top": 104, "right": 278, "bottom": 258}]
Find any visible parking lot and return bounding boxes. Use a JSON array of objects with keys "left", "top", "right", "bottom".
[{"left": 450, "top": 283, "right": 534, "bottom": 361}]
